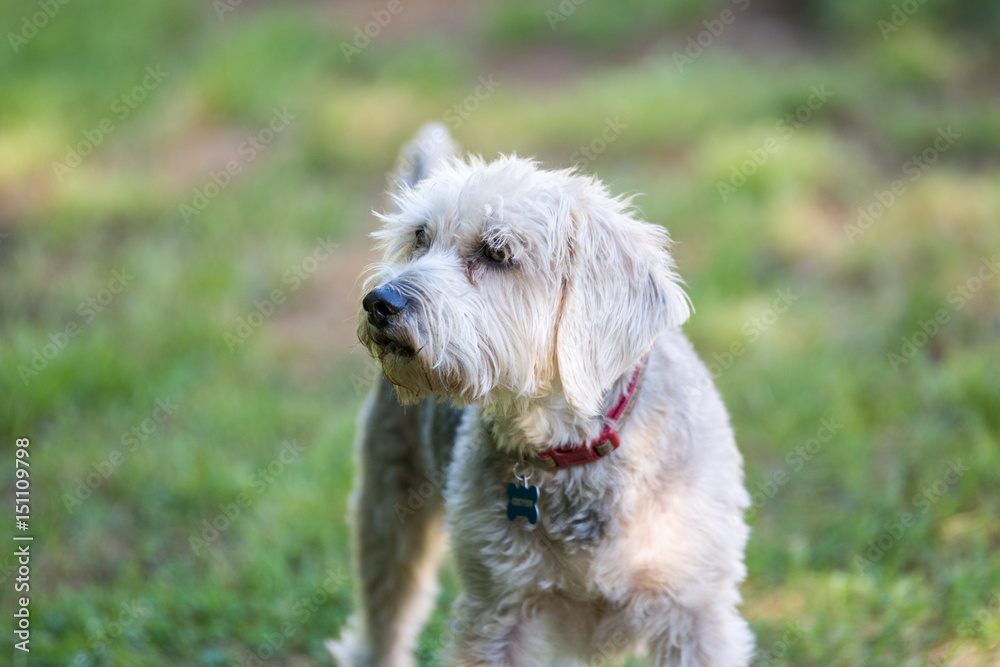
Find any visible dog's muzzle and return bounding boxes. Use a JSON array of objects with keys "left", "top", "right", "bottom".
[{"left": 361, "top": 284, "right": 416, "bottom": 358}]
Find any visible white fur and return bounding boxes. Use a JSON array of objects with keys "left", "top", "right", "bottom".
[{"left": 338, "top": 153, "right": 753, "bottom": 666}]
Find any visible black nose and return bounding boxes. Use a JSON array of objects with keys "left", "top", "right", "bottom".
[{"left": 362, "top": 285, "right": 409, "bottom": 328}]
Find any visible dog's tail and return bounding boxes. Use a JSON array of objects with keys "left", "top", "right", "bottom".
[{"left": 392, "top": 122, "right": 458, "bottom": 192}]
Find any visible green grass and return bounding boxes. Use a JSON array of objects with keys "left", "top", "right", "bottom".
[{"left": 1, "top": 1, "right": 999, "bottom": 665}]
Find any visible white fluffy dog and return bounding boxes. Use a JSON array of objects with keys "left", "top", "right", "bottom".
[{"left": 329, "top": 125, "right": 753, "bottom": 666}]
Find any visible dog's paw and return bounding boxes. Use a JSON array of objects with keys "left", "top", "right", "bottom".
[{"left": 325, "top": 617, "right": 371, "bottom": 667}]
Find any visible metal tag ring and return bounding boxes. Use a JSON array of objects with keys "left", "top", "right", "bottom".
[{"left": 512, "top": 460, "right": 533, "bottom": 484}]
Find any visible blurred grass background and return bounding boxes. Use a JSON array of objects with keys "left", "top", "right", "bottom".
[{"left": 1, "top": 0, "right": 999, "bottom": 665}]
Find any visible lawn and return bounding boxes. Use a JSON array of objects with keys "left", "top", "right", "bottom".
[{"left": 1, "top": 0, "right": 999, "bottom": 665}]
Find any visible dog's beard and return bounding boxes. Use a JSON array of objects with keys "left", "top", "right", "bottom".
[
  {"left": 357, "top": 310, "right": 486, "bottom": 405},
  {"left": 358, "top": 314, "right": 427, "bottom": 402}
]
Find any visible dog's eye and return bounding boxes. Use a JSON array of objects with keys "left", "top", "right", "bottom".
[
  {"left": 483, "top": 244, "right": 511, "bottom": 265},
  {"left": 414, "top": 228, "right": 429, "bottom": 248}
]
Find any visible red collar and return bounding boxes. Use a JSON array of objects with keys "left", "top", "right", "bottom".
[{"left": 535, "top": 354, "right": 648, "bottom": 469}]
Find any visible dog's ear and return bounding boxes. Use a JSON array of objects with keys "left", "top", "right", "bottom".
[{"left": 556, "top": 202, "right": 690, "bottom": 417}]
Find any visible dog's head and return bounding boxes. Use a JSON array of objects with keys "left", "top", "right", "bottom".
[{"left": 358, "top": 156, "right": 690, "bottom": 416}]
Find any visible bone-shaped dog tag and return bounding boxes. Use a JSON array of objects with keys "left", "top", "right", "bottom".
[{"left": 506, "top": 482, "right": 539, "bottom": 524}]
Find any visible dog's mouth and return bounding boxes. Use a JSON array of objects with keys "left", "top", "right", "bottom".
[
  {"left": 366, "top": 330, "right": 416, "bottom": 359},
  {"left": 379, "top": 338, "right": 415, "bottom": 358},
  {"left": 363, "top": 327, "right": 432, "bottom": 402}
]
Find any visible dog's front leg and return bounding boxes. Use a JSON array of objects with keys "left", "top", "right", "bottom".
[
  {"left": 327, "top": 379, "right": 450, "bottom": 667},
  {"left": 444, "top": 596, "right": 551, "bottom": 667},
  {"left": 648, "top": 603, "right": 754, "bottom": 667}
]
